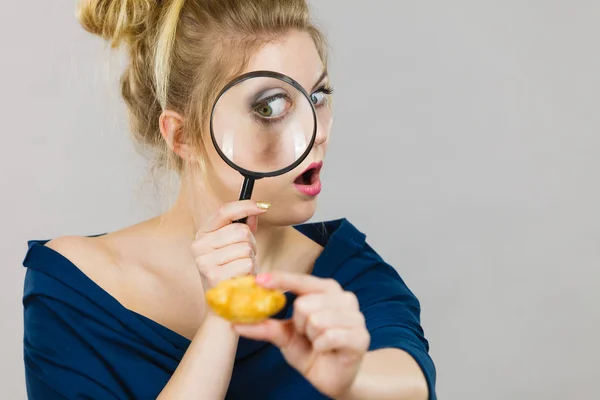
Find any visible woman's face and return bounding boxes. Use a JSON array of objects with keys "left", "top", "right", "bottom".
[{"left": 203, "top": 30, "right": 333, "bottom": 227}]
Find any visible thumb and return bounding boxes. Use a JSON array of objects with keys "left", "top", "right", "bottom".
[{"left": 246, "top": 215, "right": 259, "bottom": 234}]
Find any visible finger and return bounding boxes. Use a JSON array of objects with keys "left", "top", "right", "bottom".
[
  {"left": 312, "top": 328, "right": 370, "bottom": 354},
  {"left": 197, "top": 242, "right": 255, "bottom": 269},
  {"left": 291, "top": 294, "right": 329, "bottom": 335},
  {"left": 200, "top": 200, "right": 271, "bottom": 234},
  {"left": 294, "top": 292, "right": 360, "bottom": 316},
  {"left": 193, "top": 223, "right": 256, "bottom": 254},
  {"left": 192, "top": 224, "right": 257, "bottom": 257},
  {"left": 256, "top": 272, "right": 342, "bottom": 295},
  {"left": 292, "top": 292, "right": 359, "bottom": 335},
  {"left": 202, "top": 258, "right": 254, "bottom": 282},
  {"left": 304, "top": 309, "right": 365, "bottom": 343},
  {"left": 233, "top": 319, "right": 295, "bottom": 349}
]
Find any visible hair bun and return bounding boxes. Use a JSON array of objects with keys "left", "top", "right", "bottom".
[{"left": 77, "top": 0, "right": 156, "bottom": 47}]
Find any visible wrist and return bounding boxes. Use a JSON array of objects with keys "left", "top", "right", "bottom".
[
  {"left": 336, "top": 386, "right": 358, "bottom": 400},
  {"left": 336, "top": 371, "right": 369, "bottom": 400},
  {"left": 198, "top": 310, "right": 239, "bottom": 338}
]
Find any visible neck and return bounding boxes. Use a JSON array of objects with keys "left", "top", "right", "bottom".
[{"left": 155, "top": 179, "right": 296, "bottom": 273}]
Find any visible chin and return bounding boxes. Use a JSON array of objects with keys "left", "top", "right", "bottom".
[{"left": 260, "top": 198, "right": 318, "bottom": 227}]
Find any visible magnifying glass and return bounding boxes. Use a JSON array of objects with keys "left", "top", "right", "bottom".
[{"left": 210, "top": 71, "right": 318, "bottom": 223}]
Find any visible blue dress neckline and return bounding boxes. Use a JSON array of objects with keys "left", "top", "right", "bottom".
[{"left": 23, "top": 218, "right": 367, "bottom": 360}]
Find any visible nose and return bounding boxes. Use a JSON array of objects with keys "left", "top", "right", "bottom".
[{"left": 313, "top": 114, "right": 333, "bottom": 147}]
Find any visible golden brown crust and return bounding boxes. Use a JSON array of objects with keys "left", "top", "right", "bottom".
[{"left": 205, "top": 276, "right": 286, "bottom": 324}]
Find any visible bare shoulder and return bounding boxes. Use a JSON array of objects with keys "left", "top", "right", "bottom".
[
  {"left": 44, "top": 234, "right": 124, "bottom": 299},
  {"left": 43, "top": 223, "right": 206, "bottom": 339},
  {"left": 45, "top": 235, "right": 112, "bottom": 264}
]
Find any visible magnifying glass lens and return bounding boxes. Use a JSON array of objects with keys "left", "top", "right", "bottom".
[{"left": 211, "top": 76, "right": 315, "bottom": 174}]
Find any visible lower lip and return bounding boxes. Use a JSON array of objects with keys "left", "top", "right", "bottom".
[{"left": 294, "top": 178, "right": 322, "bottom": 197}]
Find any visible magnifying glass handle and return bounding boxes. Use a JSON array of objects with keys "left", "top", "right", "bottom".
[{"left": 235, "top": 176, "right": 255, "bottom": 224}]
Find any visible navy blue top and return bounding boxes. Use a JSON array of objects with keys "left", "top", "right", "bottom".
[{"left": 22, "top": 219, "right": 436, "bottom": 399}]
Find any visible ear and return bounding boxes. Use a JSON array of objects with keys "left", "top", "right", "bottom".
[{"left": 159, "top": 110, "right": 194, "bottom": 159}]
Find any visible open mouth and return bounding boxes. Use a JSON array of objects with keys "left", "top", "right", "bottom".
[{"left": 294, "top": 161, "right": 323, "bottom": 186}]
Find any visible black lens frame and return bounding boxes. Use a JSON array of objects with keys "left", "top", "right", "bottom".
[{"left": 209, "top": 70, "right": 318, "bottom": 180}]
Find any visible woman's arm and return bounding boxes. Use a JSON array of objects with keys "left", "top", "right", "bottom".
[
  {"left": 341, "top": 348, "right": 429, "bottom": 400},
  {"left": 234, "top": 266, "right": 437, "bottom": 400},
  {"left": 157, "top": 312, "right": 238, "bottom": 400},
  {"left": 159, "top": 201, "right": 270, "bottom": 399}
]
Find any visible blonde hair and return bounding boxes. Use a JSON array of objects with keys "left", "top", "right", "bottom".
[{"left": 77, "top": 0, "right": 329, "bottom": 173}]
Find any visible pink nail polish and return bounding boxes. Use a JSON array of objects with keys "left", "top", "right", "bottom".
[{"left": 255, "top": 274, "right": 271, "bottom": 284}]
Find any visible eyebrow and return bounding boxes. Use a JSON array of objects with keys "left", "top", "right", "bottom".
[{"left": 311, "top": 70, "right": 329, "bottom": 91}]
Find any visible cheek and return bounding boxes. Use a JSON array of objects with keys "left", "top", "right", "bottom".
[
  {"left": 204, "top": 141, "right": 291, "bottom": 201},
  {"left": 251, "top": 174, "right": 291, "bottom": 198},
  {"left": 216, "top": 163, "right": 243, "bottom": 189},
  {"left": 204, "top": 142, "right": 245, "bottom": 195}
]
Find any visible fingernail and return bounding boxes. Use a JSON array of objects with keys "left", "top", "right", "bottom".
[
  {"left": 256, "top": 201, "right": 271, "bottom": 211},
  {"left": 255, "top": 273, "right": 272, "bottom": 284}
]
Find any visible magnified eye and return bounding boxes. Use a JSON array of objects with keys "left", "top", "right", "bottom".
[{"left": 253, "top": 94, "right": 291, "bottom": 120}]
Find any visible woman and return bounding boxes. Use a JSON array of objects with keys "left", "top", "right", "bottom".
[{"left": 22, "top": 0, "right": 436, "bottom": 399}]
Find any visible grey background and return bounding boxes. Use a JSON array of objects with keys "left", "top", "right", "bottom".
[{"left": 2, "top": 1, "right": 599, "bottom": 399}]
